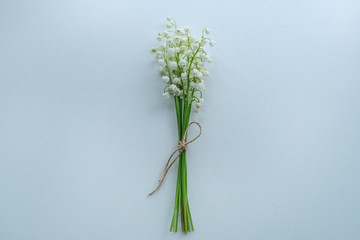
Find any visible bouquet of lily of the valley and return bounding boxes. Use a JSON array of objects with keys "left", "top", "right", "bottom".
[{"left": 150, "top": 17, "right": 215, "bottom": 233}]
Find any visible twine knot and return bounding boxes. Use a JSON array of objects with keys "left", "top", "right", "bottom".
[
  {"left": 177, "top": 140, "right": 188, "bottom": 151},
  {"left": 148, "top": 121, "right": 202, "bottom": 196}
]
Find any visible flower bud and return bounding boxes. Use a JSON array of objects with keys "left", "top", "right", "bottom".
[{"left": 162, "top": 92, "right": 170, "bottom": 98}]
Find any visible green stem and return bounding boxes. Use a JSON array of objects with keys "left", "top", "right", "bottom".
[{"left": 174, "top": 97, "right": 182, "bottom": 137}]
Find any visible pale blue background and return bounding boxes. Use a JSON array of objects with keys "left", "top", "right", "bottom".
[{"left": 1, "top": 0, "right": 359, "bottom": 239}]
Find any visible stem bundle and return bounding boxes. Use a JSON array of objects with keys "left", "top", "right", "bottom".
[{"left": 170, "top": 97, "right": 194, "bottom": 233}]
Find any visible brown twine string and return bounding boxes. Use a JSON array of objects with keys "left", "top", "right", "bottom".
[{"left": 148, "top": 121, "right": 202, "bottom": 196}]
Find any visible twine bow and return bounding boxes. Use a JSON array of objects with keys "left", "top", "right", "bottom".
[{"left": 148, "top": 121, "right": 202, "bottom": 196}]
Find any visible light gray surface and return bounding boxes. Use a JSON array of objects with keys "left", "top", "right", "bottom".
[{"left": 1, "top": 0, "right": 360, "bottom": 239}]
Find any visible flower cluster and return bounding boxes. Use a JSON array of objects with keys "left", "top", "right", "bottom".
[{"left": 152, "top": 17, "right": 215, "bottom": 112}]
